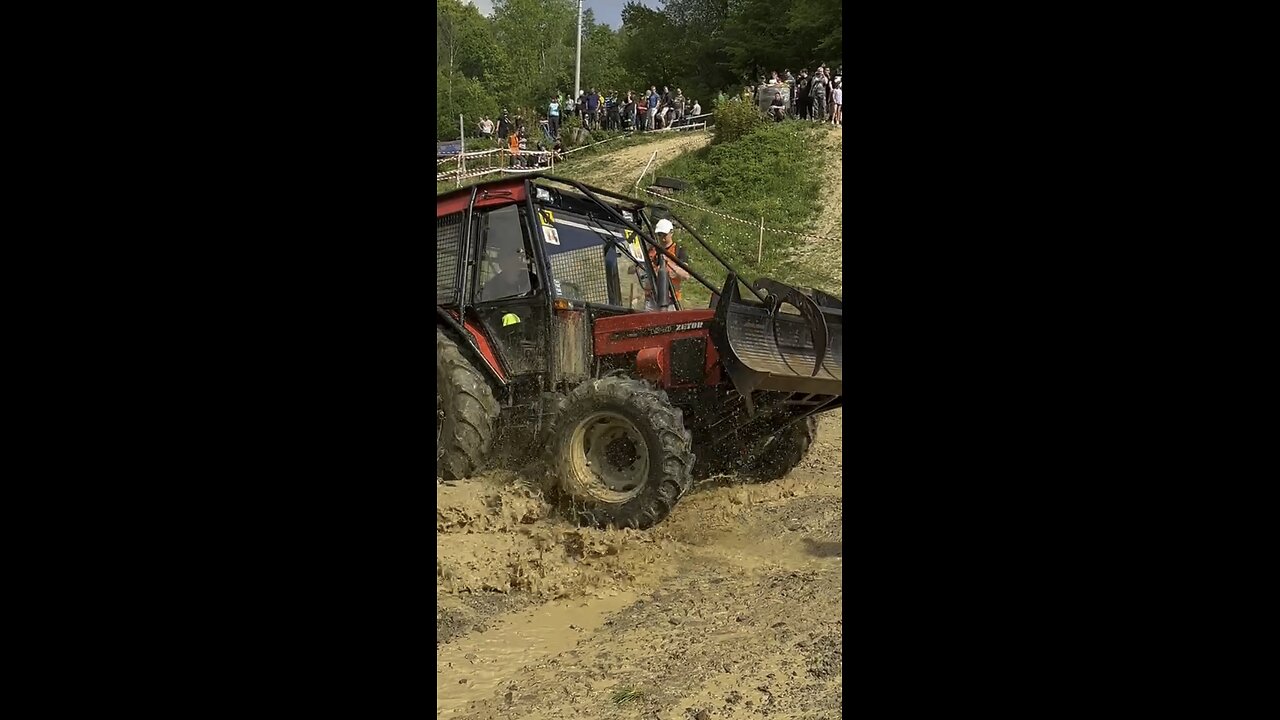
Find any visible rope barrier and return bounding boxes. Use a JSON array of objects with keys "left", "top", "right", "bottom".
[{"left": 640, "top": 188, "right": 840, "bottom": 242}]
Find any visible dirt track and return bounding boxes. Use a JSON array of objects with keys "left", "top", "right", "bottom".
[
  {"left": 437, "top": 410, "right": 842, "bottom": 719},
  {"left": 568, "top": 130, "right": 713, "bottom": 195}
]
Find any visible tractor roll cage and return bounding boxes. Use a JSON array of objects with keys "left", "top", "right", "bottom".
[{"left": 527, "top": 174, "right": 769, "bottom": 307}]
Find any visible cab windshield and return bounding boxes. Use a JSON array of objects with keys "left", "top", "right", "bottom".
[{"left": 534, "top": 205, "right": 649, "bottom": 310}]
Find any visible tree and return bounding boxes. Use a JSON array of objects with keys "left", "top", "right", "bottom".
[
  {"left": 787, "top": 0, "right": 842, "bottom": 63},
  {"left": 618, "top": 3, "right": 681, "bottom": 89},
  {"left": 437, "top": 0, "right": 503, "bottom": 139},
  {"left": 491, "top": 0, "right": 578, "bottom": 111}
]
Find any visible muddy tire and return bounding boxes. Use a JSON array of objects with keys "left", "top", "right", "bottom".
[
  {"left": 741, "top": 416, "right": 818, "bottom": 482},
  {"left": 543, "top": 377, "right": 694, "bottom": 529},
  {"left": 437, "top": 328, "right": 500, "bottom": 481}
]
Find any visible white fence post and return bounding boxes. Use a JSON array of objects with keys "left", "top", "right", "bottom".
[
  {"left": 758, "top": 217, "right": 765, "bottom": 264},
  {"left": 635, "top": 151, "right": 657, "bottom": 192},
  {"left": 457, "top": 115, "right": 465, "bottom": 187}
]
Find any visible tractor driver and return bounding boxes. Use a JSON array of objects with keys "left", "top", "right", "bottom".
[
  {"left": 480, "top": 243, "right": 532, "bottom": 302},
  {"left": 480, "top": 242, "right": 533, "bottom": 350}
]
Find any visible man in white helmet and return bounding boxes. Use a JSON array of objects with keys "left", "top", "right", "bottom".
[{"left": 643, "top": 217, "right": 689, "bottom": 311}]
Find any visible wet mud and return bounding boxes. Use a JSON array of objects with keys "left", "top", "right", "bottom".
[{"left": 437, "top": 410, "right": 843, "bottom": 719}]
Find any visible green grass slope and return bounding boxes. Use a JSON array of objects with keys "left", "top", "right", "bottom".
[{"left": 647, "top": 121, "right": 841, "bottom": 307}]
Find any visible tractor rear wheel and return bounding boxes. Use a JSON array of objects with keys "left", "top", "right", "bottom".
[
  {"left": 740, "top": 416, "right": 818, "bottom": 482},
  {"left": 543, "top": 377, "right": 694, "bottom": 529},
  {"left": 437, "top": 328, "right": 500, "bottom": 481}
]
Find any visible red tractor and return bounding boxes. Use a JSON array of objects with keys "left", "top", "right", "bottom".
[{"left": 437, "top": 175, "right": 842, "bottom": 529}]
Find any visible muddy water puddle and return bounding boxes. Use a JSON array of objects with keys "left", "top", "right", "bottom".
[{"left": 436, "top": 590, "right": 638, "bottom": 716}]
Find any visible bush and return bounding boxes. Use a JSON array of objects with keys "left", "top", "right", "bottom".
[
  {"left": 559, "top": 115, "right": 585, "bottom": 147},
  {"left": 712, "top": 97, "right": 765, "bottom": 145}
]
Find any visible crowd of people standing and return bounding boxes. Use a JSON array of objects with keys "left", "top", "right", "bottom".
[
  {"left": 757, "top": 65, "right": 842, "bottom": 126},
  {"left": 464, "top": 63, "right": 837, "bottom": 171},
  {"left": 553, "top": 86, "right": 704, "bottom": 133}
]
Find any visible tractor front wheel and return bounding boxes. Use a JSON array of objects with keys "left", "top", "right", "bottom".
[{"left": 543, "top": 377, "right": 694, "bottom": 529}]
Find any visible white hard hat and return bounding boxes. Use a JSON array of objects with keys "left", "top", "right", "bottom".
[{"left": 654, "top": 218, "right": 674, "bottom": 235}]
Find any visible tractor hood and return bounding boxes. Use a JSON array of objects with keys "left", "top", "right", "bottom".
[{"left": 592, "top": 309, "right": 716, "bottom": 342}]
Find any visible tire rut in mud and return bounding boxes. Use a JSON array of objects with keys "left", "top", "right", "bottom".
[{"left": 436, "top": 411, "right": 843, "bottom": 718}]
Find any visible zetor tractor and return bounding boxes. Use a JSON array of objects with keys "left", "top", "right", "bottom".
[{"left": 436, "top": 174, "right": 842, "bottom": 529}]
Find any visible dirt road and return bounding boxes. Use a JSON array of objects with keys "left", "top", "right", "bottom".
[
  {"left": 437, "top": 410, "right": 843, "bottom": 719},
  {"left": 568, "top": 130, "right": 713, "bottom": 195}
]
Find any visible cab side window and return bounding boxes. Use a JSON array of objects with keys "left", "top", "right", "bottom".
[{"left": 477, "top": 204, "right": 534, "bottom": 302}]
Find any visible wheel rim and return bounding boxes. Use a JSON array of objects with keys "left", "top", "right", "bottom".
[{"left": 568, "top": 411, "right": 650, "bottom": 503}]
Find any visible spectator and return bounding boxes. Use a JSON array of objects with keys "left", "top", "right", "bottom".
[
  {"left": 585, "top": 88, "right": 599, "bottom": 130},
  {"left": 674, "top": 88, "right": 686, "bottom": 126},
  {"left": 552, "top": 135, "right": 564, "bottom": 163},
  {"left": 576, "top": 92, "right": 587, "bottom": 123},
  {"left": 831, "top": 79, "right": 842, "bottom": 126},
  {"left": 508, "top": 130, "right": 519, "bottom": 167},
  {"left": 691, "top": 99, "right": 702, "bottom": 117},
  {"left": 497, "top": 109, "right": 511, "bottom": 140},
  {"left": 810, "top": 68, "right": 828, "bottom": 123},
  {"left": 624, "top": 90, "right": 636, "bottom": 131},
  {"left": 769, "top": 90, "right": 786, "bottom": 122},
  {"left": 825, "top": 70, "right": 836, "bottom": 123},
  {"left": 796, "top": 71, "right": 810, "bottom": 120},
  {"left": 548, "top": 96, "right": 560, "bottom": 136},
  {"left": 646, "top": 86, "right": 659, "bottom": 130},
  {"left": 609, "top": 91, "right": 622, "bottom": 130}
]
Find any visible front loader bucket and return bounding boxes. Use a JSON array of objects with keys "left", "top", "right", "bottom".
[{"left": 710, "top": 274, "right": 843, "bottom": 402}]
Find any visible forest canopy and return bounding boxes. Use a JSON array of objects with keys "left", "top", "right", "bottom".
[{"left": 436, "top": 0, "right": 842, "bottom": 139}]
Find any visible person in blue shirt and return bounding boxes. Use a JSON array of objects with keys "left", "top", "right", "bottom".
[
  {"left": 585, "top": 89, "right": 599, "bottom": 130},
  {"left": 646, "top": 86, "right": 659, "bottom": 130},
  {"left": 548, "top": 96, "right": 561, "bottom": 136}
]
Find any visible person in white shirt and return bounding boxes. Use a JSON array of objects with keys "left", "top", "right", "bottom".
[{"left": 691, "top": 100, "right": 701, "bottom": 116}]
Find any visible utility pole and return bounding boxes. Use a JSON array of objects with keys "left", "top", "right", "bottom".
[{"left": 574, "top": 0, "right": 583, "bottom": 100}]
